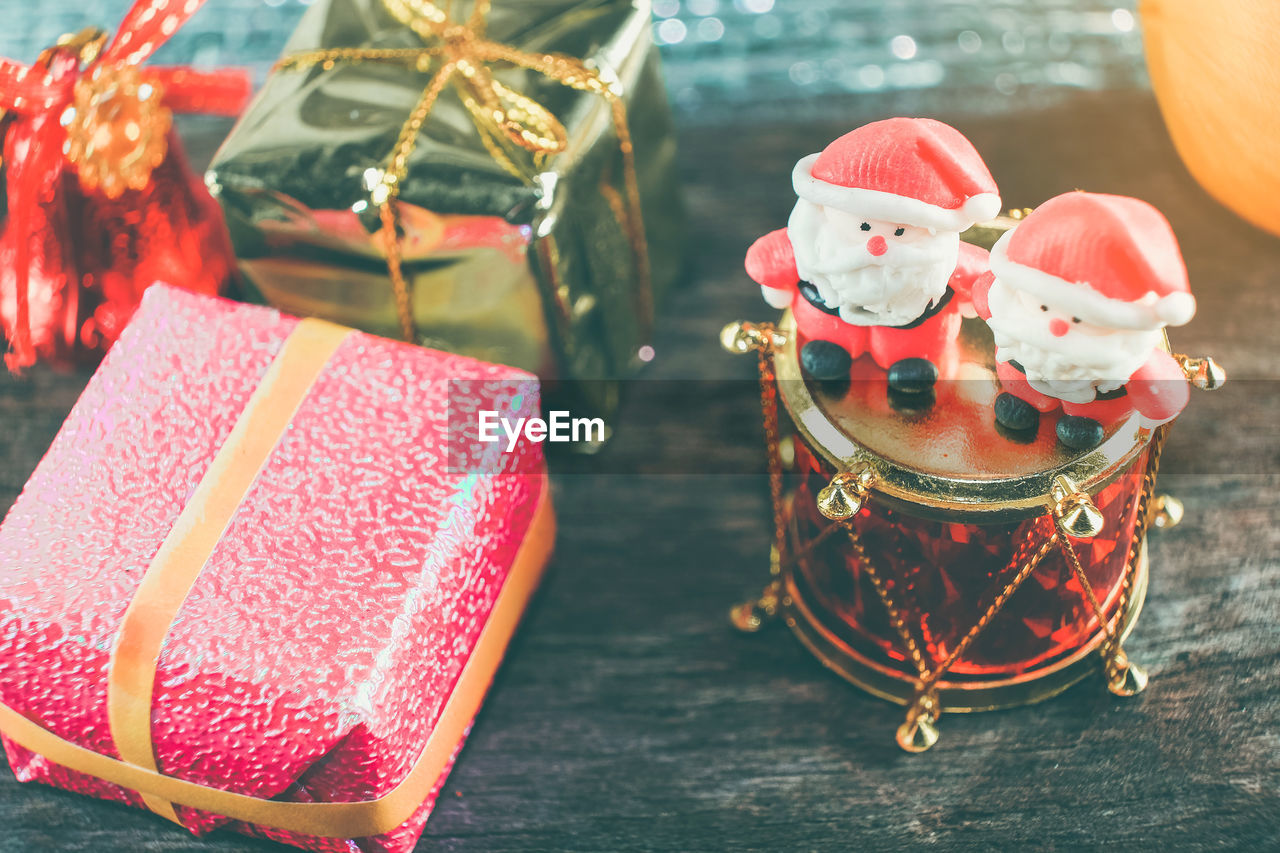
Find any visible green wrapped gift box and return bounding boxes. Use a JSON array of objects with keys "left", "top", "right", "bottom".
[{"left": 207, "top": 0, "right": 684, "bottom": 423}]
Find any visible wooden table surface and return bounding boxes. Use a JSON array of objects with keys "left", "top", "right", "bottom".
[{"left": 2, "top": 93, "right": 1277, "bottom": 851}]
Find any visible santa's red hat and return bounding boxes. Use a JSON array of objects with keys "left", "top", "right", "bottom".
[
  {"left": 989, "top": 191, "right": 1195, "bottom": 330},
  {"left": 792, "top": 117, "right": 1001, "bottom": 232}
]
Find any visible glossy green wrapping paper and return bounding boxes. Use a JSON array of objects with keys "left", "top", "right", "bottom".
[{"left": 207, "top": 0, "right": 683, "bottom": 421}]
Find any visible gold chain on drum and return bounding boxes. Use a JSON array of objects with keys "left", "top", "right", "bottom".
[
  {"left": 1055, "top": 423, "right": 1166, "bottom": 696},
  {"left": 721, "top": 320, "right": 1189, "bottom": 752}
]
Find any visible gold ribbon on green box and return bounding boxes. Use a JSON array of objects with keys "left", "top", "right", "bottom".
[{"left": 208, "top": 0, "right": 684, "bottom": 422}]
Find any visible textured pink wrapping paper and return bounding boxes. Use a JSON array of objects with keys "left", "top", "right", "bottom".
[{"left": 0, "top": 285, "right": 548, "bottom": 852}]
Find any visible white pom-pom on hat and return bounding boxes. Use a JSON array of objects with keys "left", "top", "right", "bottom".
[
  {"left": 1155, "top": 291, "right": 1197, "bottom": 327},
  {"left": 963, "top": 193, "right": 1002, "bottom": 224}
]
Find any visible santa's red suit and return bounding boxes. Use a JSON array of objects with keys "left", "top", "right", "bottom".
[
  {"left": 747, "top": 229, "right": 990, "bottom": 367},
  {"left": 974, "top": 192, "right": 1196, "bottom": 430},
  {"left": 745, "top": 118, "right": 1000, "bottom": 375}
]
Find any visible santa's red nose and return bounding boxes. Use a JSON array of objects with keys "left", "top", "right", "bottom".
[
  {"left": 1049, "top": 318, "right": 1070, "bottom": 337},
  {"left": 867, "top": 235, "right": 888, "bottom": 256}
]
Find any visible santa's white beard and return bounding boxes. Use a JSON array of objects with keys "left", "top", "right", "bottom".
[
  {"left": 986, "top": 278, "right": 1162, "bottom": 404},
  {"left": 788, "top": 199, "right": 959, "bottom": 327}
]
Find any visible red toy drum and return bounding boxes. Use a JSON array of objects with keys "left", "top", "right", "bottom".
[{"left": 722, "top": 268, "right": 1220, "bottom": 752}]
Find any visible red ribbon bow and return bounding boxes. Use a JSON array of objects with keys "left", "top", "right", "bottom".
[{"left": 1, "top": 0, "right": 251, "bottom": 371}]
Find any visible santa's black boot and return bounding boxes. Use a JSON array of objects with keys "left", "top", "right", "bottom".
[
  {"left": 887, "top": 358, "right": 938, "bottom": 394},
  {"left": 801, "top": 341, "right": 853, "bottom": 381},
  {"left": 1056, "top": 415, "right": 1105, "bottom": 450},
  {"left": 994, "top": 393, "right": 1039, "bottom": 432}
]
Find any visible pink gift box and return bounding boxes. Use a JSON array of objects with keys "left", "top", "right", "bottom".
[{"left": 0, "top": 285, "right": 554, "bottom": 852}]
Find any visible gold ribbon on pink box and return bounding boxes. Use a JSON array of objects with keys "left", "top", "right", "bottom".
[{"left": 0, "top": 316, "right": 556, "bottom": 838}]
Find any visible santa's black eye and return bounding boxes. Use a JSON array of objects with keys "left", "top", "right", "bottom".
[
  {"left": 1072, "top": 317, "right": 1082, "bottom": 324},
  {"left": 894, "top": 227, "right": 905, "bottom": 236},
  {"left": 1040, "top": 305, "right": 1048, "bottom": 312},
  {"left": 860, "top": 222, "right": 871, "bottom": 231}
]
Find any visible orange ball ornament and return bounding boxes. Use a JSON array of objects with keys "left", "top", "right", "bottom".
[{"left": 1142, "top": 0, "right": 1280, "bottom": 236}]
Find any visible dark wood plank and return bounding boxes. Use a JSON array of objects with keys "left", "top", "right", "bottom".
[{"left": 1, "top": 92, "right": 1277, "bottom": 851}]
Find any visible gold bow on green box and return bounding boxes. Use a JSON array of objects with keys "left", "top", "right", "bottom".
[{"left": 208, "top": 0, "right": 684, "bottom": 422}]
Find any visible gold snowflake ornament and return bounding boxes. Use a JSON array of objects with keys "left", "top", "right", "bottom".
[{"left": 61, "top": 63, "right": 172, "bottom": 199}]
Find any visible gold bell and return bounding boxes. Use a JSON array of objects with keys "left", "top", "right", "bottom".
[
  {"left": 1059, "top": 500, "right": 1105, "bottom": 540},
  {"left": 720, "top": 321, "right": 753, "bottom": 355},
  {"left": 730, "top": 579, "right": 783, "bottom": 633},
  {"left": 1050, "top": 474, "right": 1105, "bottom": 539},
  {"left": 817, "top": 468, "right": 874, "bottom": 521},
  {"left": 896, "top": 715, "right": 940, "bottom": 753},
  {"left": 729, "top": 600, "right": 770, "bottom": 633},
  {"left": 1106, "top": 650, "right": 1149, "bottom": 697},
  {"left": 1150, "top": 494, "right": 1185, "bottom": 530},
  {"left": 1177, "top": 355, "right": 1227, "bottom": 391},
  {"left": 719, "top": 321, "right": 787, "bottom": 355}
]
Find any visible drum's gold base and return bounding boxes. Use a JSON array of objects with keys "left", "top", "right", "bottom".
[{"left": 779, "top": 539, "right": 1149, "bottom": 713}]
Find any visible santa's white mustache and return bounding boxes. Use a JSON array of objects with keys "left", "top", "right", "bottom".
[{"left": 807, "top": 240, "right": 942, "bottom": 275}]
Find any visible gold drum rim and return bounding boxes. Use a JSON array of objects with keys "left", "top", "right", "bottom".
[{"left": 773, "top": 310, "right": 1160, "bottom": 523}]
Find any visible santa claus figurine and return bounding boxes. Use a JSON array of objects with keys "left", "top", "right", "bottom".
[
  {"left": 974, "top": 191, "right": 1197, "bottom": 449},
  {"left": 745, "top": 117, "right": 1001, "bottom": 392}
]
